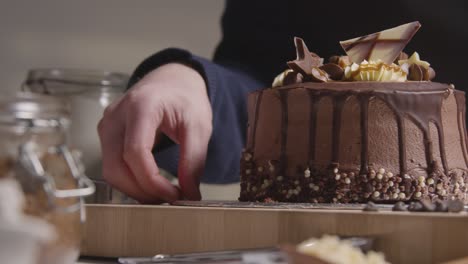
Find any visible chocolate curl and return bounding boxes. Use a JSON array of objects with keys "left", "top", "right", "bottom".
[
  {"left": 287, "top": 37, "right": 323, "bottom": 77},
  {"left": 320, "top": 63, "right": 344, "bottom": 81}
]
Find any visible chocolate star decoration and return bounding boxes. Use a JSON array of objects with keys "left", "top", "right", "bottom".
[{"left": 287, "top": 37, "right": 323, "bottom": 76}]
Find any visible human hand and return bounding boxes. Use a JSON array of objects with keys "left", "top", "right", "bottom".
[{"left": 98, "top": 63, "right": 212, "bottom": 203}]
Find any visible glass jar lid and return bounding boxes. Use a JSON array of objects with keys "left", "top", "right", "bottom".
[
  {"left": 0, "top": 92, "right": 70, "bottom": 129},
  {"left": 23, "top": 68, "right": 129, "bottom": 95}
]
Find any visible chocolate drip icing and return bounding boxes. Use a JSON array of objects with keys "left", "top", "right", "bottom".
[
  {"left": 331, "top": 95, "right": 349, "bottom": 162},
  {"left": 377, "top": 90, "right": 449, "bottom": 173},
  {"left": 359, "top": 95, "right": 371, "bottom": 174},
  {"left": 307, "top": 91, "right": 321, "bottom": 165},
  {"left": 250, "top": 91, "right": 263, "bottom": 152},
  {"left": 454, "top": 90, "right": 468, "bottom": 166},
  {"left": 396, "top": 116, "right": 408, "bottom": 174},
  {"left": 279, "top": 90, "right": 289, "bottom": 175}
]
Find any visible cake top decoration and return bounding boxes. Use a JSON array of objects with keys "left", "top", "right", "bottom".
[{"left": 272, "top": 21, "right": 436, "bottom": 87}]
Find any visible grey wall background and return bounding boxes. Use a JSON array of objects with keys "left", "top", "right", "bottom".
[{"left": 0, "top": 0, "right": 224, "bottom": 92}]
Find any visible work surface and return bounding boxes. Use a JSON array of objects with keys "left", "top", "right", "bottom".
[{"left": 81, "top": 202, "right": 468, "bottom": 264}]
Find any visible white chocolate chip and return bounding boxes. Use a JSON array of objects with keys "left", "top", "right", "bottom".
[
  {"left": 378, "top": 168, "right": 385, "bottom": 174},
  {"left": 333, "top": 168, "right": 339, "bottom": 174},
  {"left": 277, "top": 176, "right": 284, "bottom": 181},
  {"left": 418, "top": 176, "right": 425, "bottom": 182},
  {"left": 257, "top": 166, "right": 264, "bottom": 172},
  {"left": 294, "top": 180, "right": 300, "bottom": 185},
  {"left": 440, "top": 189, "right": 447, "bottom": 196},
  {"left": 387, "top": 172, "right": 394, "bottom": 178},
  {"left": 304, "top": 168, "right": 311, "bottom": 178},
  {"left": 309, "top": 183, "right": 315, "bottom": 189},
  {"left": 415, "top": 191, "right": 422, "bottom": 198},
  {"left": 245, "top": 169, "right": 251, "bottom": 175},
  {"left": 313, "top": 185, "right": 320, "bottom": 191},
  {"left": 427, "top": 178, "right": 435, "bottom": 185},
  {"left": 377, "top": 173, "right": 383, "bottom": 180},
  {"left": 392, "top": 193, "right": 399, "bottom": 199},
  {"left": 244, "top": 153, "right": 252, "bottom": 161},
  {"left": 335, "top": 174, "right": 341, "bottom": 181},
  {"left": 349, "top": 172, "right": 355, "bottom": 178},
  {"left": 455, "top": 183, "right": 460, "bottom": 189},
  {"left": 395, "top": 188, "right": 400, "bottom": 194},
  {"left": 419, "top": 182, "right": 426, "bottom": 188},
  {"left": 388, "top": 181, "right": 394, "bottom": 187},
  {"left": 436, "top": 183, "right": 443, "bottom": 190},
  {"left": 373, "top": 191, "right": 380, "bottom": 198},
  {"left": 252, "top": 186, "right": 257, "bottom": 192},
  {"left": 399, "top": 193, "right": 406, "bottom": 199},
  {"left": 404, "top": 174, "right": 411, "bottom": 179},
  {"left": 344, "top": 178, "right": 351, "bottom": 185}
]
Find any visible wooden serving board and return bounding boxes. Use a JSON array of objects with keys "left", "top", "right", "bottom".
[{"left": 81, "top": 203, "right": 468, "bottom": 264}]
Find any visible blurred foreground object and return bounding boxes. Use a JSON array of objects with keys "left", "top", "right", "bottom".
[{"left": 0, "top": 93, "right": 95, "bottom": 263}]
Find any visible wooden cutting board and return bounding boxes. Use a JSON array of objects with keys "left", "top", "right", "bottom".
[{"left": 81, "top": 203, "right": 468, "bottom": 264}]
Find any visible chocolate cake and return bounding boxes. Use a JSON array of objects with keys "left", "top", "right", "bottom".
[{"left": 239, "top": 22, "right": 468, "bottom": 203}]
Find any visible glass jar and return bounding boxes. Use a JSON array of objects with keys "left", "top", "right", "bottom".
[
  {"left": 22, "top": 68, "right": 133, "bottom": 203},
  {"left": 0, "top": 93, "right": 95, "bottom": 264}
]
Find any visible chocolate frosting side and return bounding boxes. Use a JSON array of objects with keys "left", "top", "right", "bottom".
[
  {"left": 307, "top": 91, "right": 320, "bottom": 164},
  {"left": 332, "top": 95, "right": 349, "bottom": 162},
  {"left": 249, "top": 82, "right": 461, "bottom": 177},
  {"left": 454, "top": 90, "right": 468, "bottom": 166},
  {"left": 376, "top": 89, "right": 449, "bottom": 174},
  {"left": 249, "top": 91, "right": 263, "bottom": 152}
]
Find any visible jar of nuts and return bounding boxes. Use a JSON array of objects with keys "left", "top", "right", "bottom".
[{"left": 0, "top": 93, "right": 95, "bottom": 264}]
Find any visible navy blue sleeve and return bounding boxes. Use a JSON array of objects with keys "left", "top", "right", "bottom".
[{"left": 127, "top": 48, "right": 266, "bottom": 183}]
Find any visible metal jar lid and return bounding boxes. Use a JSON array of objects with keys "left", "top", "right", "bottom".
[
  {"left": 0, "top": 92, "right": 70, "bottom": 130},
  {"left": 23, "top": 68, "right": 129, "bottom": 95}
]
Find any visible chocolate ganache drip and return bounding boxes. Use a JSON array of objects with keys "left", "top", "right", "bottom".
[
  {"left": 454, "top": 90, "right": 468, "bottom": 166},
  {"left": 279, "top": 90, "right": 289, "bottom": 176},
  {"left": 359, "top": 95, "right": 371, "bottom": 174}
]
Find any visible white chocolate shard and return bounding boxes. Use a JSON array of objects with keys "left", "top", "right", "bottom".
[{"left": 340, "top": 21, "right": 421, "bottom": 64}]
